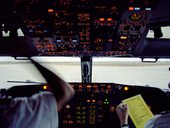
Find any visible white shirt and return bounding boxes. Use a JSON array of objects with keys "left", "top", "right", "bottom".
[
  {"left": 145, "top": 112, "right": 170, "bottom": 128},
  {"left": 0, "top": 91, "right": 58, "bottom": 128}
]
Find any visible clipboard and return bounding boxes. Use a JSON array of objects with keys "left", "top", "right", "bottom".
[{"left": 123, "top": 94, "right": 154, "bottom": 128}]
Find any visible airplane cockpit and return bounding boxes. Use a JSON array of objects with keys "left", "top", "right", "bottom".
[{"left": 1, "top": 0, "right": 170, "bottom": 128}]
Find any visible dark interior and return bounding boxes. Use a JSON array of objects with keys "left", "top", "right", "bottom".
[{"left": 1, "top": 0, "right": 170, "bottom": 128}]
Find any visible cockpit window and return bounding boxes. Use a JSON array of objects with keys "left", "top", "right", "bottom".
[
  {"left": 1, "top": 24, "right": 24, "bottom": 37},
  {"left": 0, "top": 57, "right": 81, "bottom": 89},
  {"left": 147, "top": 26, "right": 170, "bottom": 39},
  {"left": 1, "top": 57, "right": 170, "bottom": 89},
  {"left": 92, "top": 57, "right": 170, "bottom": 89}
]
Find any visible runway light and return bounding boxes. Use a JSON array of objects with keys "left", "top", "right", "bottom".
[
  {"left": 43, "top": 85, "right": 48, "bottom": 90},
  {"left": 124, "top": 86, "right": 129, "bottom": 91}
]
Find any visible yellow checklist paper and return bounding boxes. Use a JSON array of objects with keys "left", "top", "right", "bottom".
[{"left": 123, "top": 94, "right": 154, "bottom": 128}]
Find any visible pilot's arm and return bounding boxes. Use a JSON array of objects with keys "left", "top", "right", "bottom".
[{"left": 30, "top": 59, "right": 75, "bottom": 109}]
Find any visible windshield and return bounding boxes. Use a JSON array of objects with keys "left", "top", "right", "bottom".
[
  {"left": 93, "top": 57, "right": 170, "bottom": 89},
  {"left": 0, "top": 57, "right": 81, "bottom": 89},
  {"left": 0, "top": 57, "right": 169, "bottom": 89},
  {"left": 147, "top": 26, "right": 170, "bottom": 39}
]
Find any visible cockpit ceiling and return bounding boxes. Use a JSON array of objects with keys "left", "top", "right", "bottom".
[{"left": 0, "top": 0, "right": 170, "bottom": 58}]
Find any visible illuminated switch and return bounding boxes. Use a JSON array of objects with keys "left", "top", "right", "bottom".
[
  {"left": 76, "top": 106, "right": 81, "bottom": 110},
  {"left": 108, "top": 39, "right": 113, "bottom": 43},
  {"left": 82, "top": 106, "right": 86, "bottom": 110},
  {"left": 107, "top": 18, "right": 112, "bottom": 21},
  {"left": 145, "top": 8, "right": 152, "bottom": 11},
  {"left": 86, "top": 37, "right": 90, "bottom": 41},
  {"left": 129, "top": 7, "right": 134, "bottom": 11},
  {"left": 72, "top": 39, "right": 78, "bottom": 43},
  {"left": 99, "top": 18, "right": 105, "bottom": 22},
  {"left": 43, "top": 85, "right": 48, "bottom": 90},
  {"left": 68, "top": 120, "right": 73, "bottom": 124},
  {"left": 86, "top": 85, "right": 92, "bottom": 88},
  {"left": 120, "top": 36, "right": 128, "bottom": 40},
  {"left": 97, "top": 115, "right": 103, "bottom": 118},
  {"left": 78, "top": 84, "right": 82, "bottom": 88},
  {"left": 124, "top": 86, "right": 129, "bottom": 91},
  {"left": 76, "top": 120, "right": 81, "bottom": 124},
  {"left": 87, "top": 100, "right": 90, "bottom": 103},
  {"left": 66, "top": 115, "right": 71, "bottom": 119},
  {"left": 92, "top": 100, "right": 96, "bottom": 103},
  {"left": 65, "top": 104, "right": 71, "bottom": 109},
  {"left": 89, "top": 105, "right": 96, "bottom": 109},
  {"left": 63, "top": 120, "right": 67, "bottom": 124},
  {"left": 86, "top": 32, "right": 90, "bottom": 36},
  {"left": 110, "top": 106, "right": 115, "bottom": 112},
  {"left": 79, "top": 32, "right": 83, "bottom": 36}
]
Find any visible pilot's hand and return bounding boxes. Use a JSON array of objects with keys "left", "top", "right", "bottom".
[{"left": 116, "top": 103, "right": 129, "bottom": 126}]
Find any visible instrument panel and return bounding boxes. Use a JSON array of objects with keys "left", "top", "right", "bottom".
[
  {"left": 0, "top": 0, "right": 159, "bottom": 57},
  {"left": 59, "top": 83, "right": 169, "bottom": 128},
  {"left": 27, "top": 0, "right": 150, "bottom": 56},
  {"left": 2, "top": 82, "right": 169, "bottom": 128}
]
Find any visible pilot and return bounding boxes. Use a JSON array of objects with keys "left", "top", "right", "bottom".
[
  {"left": 0, "top": 59, "right": 75, "bottom": 128},
  {"left": 116, "top": 93, "right": 170, "bottom": 128}
]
